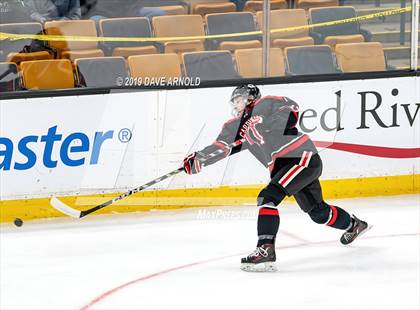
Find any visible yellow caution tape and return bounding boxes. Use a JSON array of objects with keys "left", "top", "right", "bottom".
[
  {"left": 0, "top": 7, "right": 413, "bottom": 43},
  {"left": 271, "top": 7, "right": 413, "bottom": 33}
]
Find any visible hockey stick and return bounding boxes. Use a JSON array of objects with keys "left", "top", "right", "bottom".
[{"left": 50, "top": 138, "right": 245, "bottom": 218}]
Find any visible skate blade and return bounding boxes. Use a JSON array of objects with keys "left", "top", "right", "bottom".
[
  {"left": 240, "top": 262, "right": 277, "bottom": 272},
  {"left": 359, "top": 224, "right": 373, "bottom": 238}
]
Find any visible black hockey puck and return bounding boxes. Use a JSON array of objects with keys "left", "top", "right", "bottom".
[{"left": 14, "top": 218, "right": 23, "bottom": 227}]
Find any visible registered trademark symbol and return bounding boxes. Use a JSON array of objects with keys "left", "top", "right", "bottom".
[{"left": 118, "top": 128, "right": 132, "bottom": 143}]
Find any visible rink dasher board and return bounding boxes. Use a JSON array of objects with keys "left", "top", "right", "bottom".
[{"left": 0, "top": 76, "right": 419, "bottom": 220}]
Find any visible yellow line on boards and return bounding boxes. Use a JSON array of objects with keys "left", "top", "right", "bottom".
[{"left": 0, "top": 174, "right": 418, "bottom": 223}]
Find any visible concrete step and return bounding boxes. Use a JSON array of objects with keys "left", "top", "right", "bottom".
[
  {"left": 387, "top": 58, "right": 419, "bottom": 69},
  {"left": 364, "top": 22, "right": 412, "bottom": 33},
  {"left": 371, "top": 30, "right": 419, "bottom": 43},
  {"left": 343, "top": 0, "right": 410, "bottom": 6},
  {"left": 383, "top": 46, "right": 419, "bottom": 59}
]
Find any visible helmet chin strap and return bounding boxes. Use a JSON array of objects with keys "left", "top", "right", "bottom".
[{"left": 231, "top": 107, "right": 242, "bottom": 117}]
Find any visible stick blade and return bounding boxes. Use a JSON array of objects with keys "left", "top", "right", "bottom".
[{"left": 50, "top": 197, "right": 82, "bottom": 218}]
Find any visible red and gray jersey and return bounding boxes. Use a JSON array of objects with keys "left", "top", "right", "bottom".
[{"left": 199, "top": 96, "right": 318, "bottom": 174}]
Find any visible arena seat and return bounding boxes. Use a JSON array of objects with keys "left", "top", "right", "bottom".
[
  {"left": 0, "top": 62, "right": 20, "bottom": 92},
  {"left": 152, "top": 15, "right": 205, "bottom": 55},
  {"left": 256, "top": 9, "right": 314, "bottom": 49},
  {"left": 0, "top": 23, "right": 52, "bottom": 64},
  {"left": 235, "top": 48, "right": 285, "bottom": 78},
  {"left": 335, "top": 42, "right": 387, "bottom": 72},
  {"left": 205, "top": 12, "right": 261, "bottom": 51},
  {"left": 183, "top": 51, "right": 241, "bottom": 81},
  {"left": 75, "top": 57, "right": 129, "bottom": 88},
  {"left": 6, "top": 51, "right": 54, "bottom": 67},
  {"left": 128, "top": 54, "right": 182, "bottom": 79},
  {"left": 44, "top": 20, "right": 104, "bottom": 61},
  {"left": 159, "top": 5, "right": 188, "bottom": 15},
  {"left": 296, "top": 0, "right": 338, "bottom": 10},
  {"left": 244, "top": 0, "right": 288, "bottom": 12},
  {"left": 126, "top": 0, "right": 188, "bottom": 15},
  {"left": 309, "top": 6, "right": 371, "bottom": 48},
  {"left": 184, "top": 0, "right": 232, "bottom": 14},
  {"left": 285, "top": 45, "right": 342, "bottom": 75},
  {"left": 99, "top": 17, "right": 157, "bottom": 58},
  {"left": 193, "top": 2, "right": 236, "bottom": 16},
  {"left": 20, "top": 59, "right": 75, "bottom": 90}
]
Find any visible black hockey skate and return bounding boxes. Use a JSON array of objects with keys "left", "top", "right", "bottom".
[
  {"left": 340, "top": 215, "right": 371, "bottom": 245},
  {"left": 240, "top": 243, "right": 277, "bottom": 272}
]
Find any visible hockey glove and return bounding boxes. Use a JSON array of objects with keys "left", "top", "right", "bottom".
[
  {"left": 240, "top": 115, "right": 265, "bottom": 146},
  {"left": 183, "top": 152, "right": 204, "bottom": 174}
]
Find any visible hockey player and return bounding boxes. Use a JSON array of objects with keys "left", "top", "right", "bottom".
[{"left": 183, "top": 84, "right": 370, "bottom": 272}]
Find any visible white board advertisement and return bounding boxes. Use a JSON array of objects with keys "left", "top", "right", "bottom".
[{"left": 0, "top": 76, "right": 419, "bottom": 200}]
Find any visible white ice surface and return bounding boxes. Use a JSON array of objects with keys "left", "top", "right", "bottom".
[{"left": 1, "top": 195, "right": 419, "bottom": 310}]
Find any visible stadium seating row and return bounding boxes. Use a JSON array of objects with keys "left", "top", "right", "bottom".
[
  {"left": 0, "top": 7, "right": 369, "bottom": 64},
  {"left": 158, "top": 0, "right": 339, "bottom": 15},
  {"left": 130, "top": 0, "right": 289, "bottom": 16},
  {"left": 0, "top": 43, "right": 389, "bottom": 91},
  {"left": 184, "top": 0, "right": 284, "bottom": 15}
]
